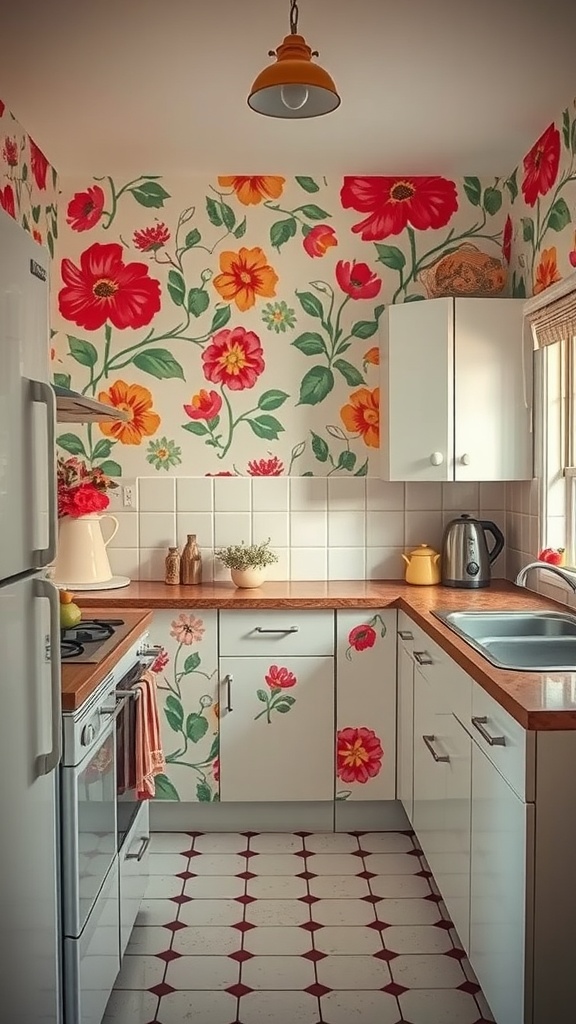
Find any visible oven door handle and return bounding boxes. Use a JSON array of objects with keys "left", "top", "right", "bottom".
[{"left": 100, "top": 690, "right": 140, "bottom": 720}]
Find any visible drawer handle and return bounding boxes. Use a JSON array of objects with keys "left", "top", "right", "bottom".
[
  {"left": 225, "top": 673, "right": 233, "bottom": 713},
  {"left": 414, "top": 650, "right": 433, "bottom": 665},
  {"left": 398, "top": 630, "right": 413, "bottom": 641},
  {"left": 422, "top": 734, "right": 450, "bottom": 763},
  {"left": 472, "top": 716, "right": 506, "bottom": 747},
  {"left": 254, "top": 626, "right": 299, "bottom": 634},
  {"left": 126, "top": 836, "right": 150, "bottom": 862}
]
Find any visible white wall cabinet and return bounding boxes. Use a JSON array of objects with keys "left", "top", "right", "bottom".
[{"left": 380, "top": 296, "right": 531, "bottom": 481}]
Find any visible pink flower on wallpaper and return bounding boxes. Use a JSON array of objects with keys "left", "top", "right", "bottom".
[
  {"left": 247, "top": 456, "right": 284, "bottom": 476},
  {"left": 184, "top": 389, "right": 222, "bottom": 421},
  {"left": 29, "top": 139, "right": 49, "bottom": 190},
  {"left": 336, "top": 260, "right": 382, "bottom": 300},
  {"left": 2, "top": 137, "right": 18, "bottom": 167},
  {"left": 0, "top": 184, "right": 16, "bottom": 219},
  {"left": 212, "top": 757, "right": 220, "bottom": 783},
  {"left": 340, "top": 175, "right": 458, "bottom": 241},
  {"left": 502, "top": 215, "right": 513, "bottom": 265},
  {"left": 133, "top": 223, "right": 170, "bottom": 252},
  {"left": 521, "top": 122, "right": 561, "bottom": 207},
  {"left": 66, "top": 185, "right": 106, "bottom": 232},
  {"left": 58, "top": 242, "right": 161, "bottom": 330},
  {"left": 337, "top": 726, "right": 383, "bottom": 784},
  {"left": 303, "top": 224, "right": 338, "bottom": 258},
  {"left": 202, "top": 327, "right": 265, "bottom": 391}
]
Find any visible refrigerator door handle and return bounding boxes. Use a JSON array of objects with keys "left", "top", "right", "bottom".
[
  {"left": 35, "top": 577, "right": 62, "bottom": 776},
  {"left": 30, "top": 380, "right": 57, "bottom": 567}
]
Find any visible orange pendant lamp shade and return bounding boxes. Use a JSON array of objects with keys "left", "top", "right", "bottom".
[{"left": 248, "top": 3, "right": 340, "bottom": 119}]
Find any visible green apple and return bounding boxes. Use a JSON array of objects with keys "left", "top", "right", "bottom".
[{"left": 60, "top": 601, "right": 82, "bottom": 630}]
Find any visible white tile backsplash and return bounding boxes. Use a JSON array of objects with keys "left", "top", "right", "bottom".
[
  {"left": 366, "top": 546, "right": 405, "bottom": 580},
  {"left": 289, "top": 477, "right": 327, "bottom": 510},
  {"left": 107, "top": 511, "right": 138, "bottom": 548},
  {"left": 328, "top": 510, "right": 366, "bottom": 547},
  {"left": 251, "top": 477, "right": 289, "bottom": 511},
  {"left": 290, "top": 511, "right": 327, "bottom": 547},
  {"left": 442, "top": 481, "right": 480, "bottom": 511},
  {"left": 406, "top": 482, "right": 442, "bottom": 510},
  {"left": 290, "top": 547, "right": 327, "bottom": 581},
  {"left": 328, "top": 547, "right": 366, "bottom": 580},
  {"left": 213, "top": 512, "right": 252, "bottom": 547},
  {"left": 139, "top": 512, "right": 176, "bottom": 548},
  {"left": 138, "top": 477, "right": 176, "bottom": 512},
  {"left": 327, "top": 478, "right": 366, "bottom": 510},
  {"left": 214, "top": 477, "right": 251, "bottom": 512},
  {"left": 367, "top": 480, "right": 405, "bottom": 511},
  {"left": 176, "top": 477, "right": 213, "bottom": 512},
  {"left": 107, "top": 547, "right": 141, "bottom": 578},
  {"left": 405, "top": 510, "right": 443, "bottom": 550},
  {"left": 252, "top": 512, "right": 289, "bottom": 547},
  {"left": 177, "top": 513, "right": 214, "bottom": 549},
  {"left": 367, "top": 511, "right": 404, "bottom": 548}
]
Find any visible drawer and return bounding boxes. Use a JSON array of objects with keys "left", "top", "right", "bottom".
[
  {"left": 119, "top": 802, "right": 150, "bottom": 956},
  {"left": 471, "top": 682, "right": 534, "bottom": 801},
  {"left": 219, "top": 609, "right": 334, "bottom": 657},
  {"left": 408, "top": 618, "right": 472, "bottom": 725},
  {"left": 64, "top": 858, "right": 120, "bottom": 1024}
]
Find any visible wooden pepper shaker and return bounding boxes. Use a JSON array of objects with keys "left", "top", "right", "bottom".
[
  {"left": 181, "top": 534, "right": 202, "bottom": 584},
  {"left": 164, "top": 546, "right": 181, "bottom": 585}
]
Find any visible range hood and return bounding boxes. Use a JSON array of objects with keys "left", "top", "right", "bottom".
[{"left": 53, "top": 385, "right": 130, "bottom": 424}]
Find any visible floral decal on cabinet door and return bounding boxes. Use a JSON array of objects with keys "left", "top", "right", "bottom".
[
  {"left": 345, "top": 613, "right": 387, "bottom": 659},
  {"left": 255, "top": 665, "right": 298, "bottom": 723},
  {"left": 336, "top": 726, "right": 384, "bottom": 795},
  {"left": 148, "top": 610, "right": 219, "bottom": 802},
  {"left": 0, "top": 96, "right": 58, "bottom": 253}
]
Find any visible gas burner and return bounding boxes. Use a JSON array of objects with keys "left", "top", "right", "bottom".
[
  {"left": 61, "top": 640, "right": 84, "bottom": 660},
  {"left": 60, "top": 618, "right": 127, "bottom": 664}
]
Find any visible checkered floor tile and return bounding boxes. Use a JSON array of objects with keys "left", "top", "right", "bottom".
[{"left": 103, "top": 831, "right": 495, "bottom": 1023}]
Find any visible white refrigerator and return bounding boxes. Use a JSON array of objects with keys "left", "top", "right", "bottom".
[{"left": 0, "top": 209, "right": 62, "bottom": 1023}]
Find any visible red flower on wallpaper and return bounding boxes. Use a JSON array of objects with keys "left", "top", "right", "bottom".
[
  {"left": 336, "top": 260, "right": 382, "bottom": 300},
  {"left": 569, "top": 232, "right": 576, "bottom": 269},
  {"left": 337, "top": 726, "right": 383, "bottom": 784},
  {"left": 29, "top": 139, "right": 49, "bottom": 190},
  {"left": 341, "top": 175, "right": 458, "bottom": 241},
  {"left": 0, "top": 184, "right": 16, "bottom": 219},
  {"left": 247, "top": 456, "right": 284, "bottom": 476},
  {"left": 58, "top": 242, "right": 161, "bottom": 330},
  {"left": 212, "top": 757, "right": 220, "bottom": 783},
  {"left": 502, "top": 215, "right": 513, "bottom": 265},
  {"left": 265, "top": 665, "right": 297, "bottom": 689},
  {"left": 202, "top": 327, "right": 265, "bottom": 391},
  {"left": 521, "top": 122, "right": 561, "bottom": 208},
  {"left": 2, "top": 137, "right": 18, "bottom": 167},
  {"left": 303, "top": 224, "right": 338, "bottom": 258},
  {"left": 348, "top": 623, "right": 377, "bottom": 653},
  {"left": 133, "top": 223, "right": 170, "bottom": 252},
  {"left": 184, "top": 389, "right": 223, "bottom": 420},
  {"left": 0, "top": 100, "right": 5, "bottom": 117},
  {"left": 66, "top": 185, "right": 106, "bottom": 232},
  {"left": 33, "top": 229, "right": 42, "bottom": 245}
]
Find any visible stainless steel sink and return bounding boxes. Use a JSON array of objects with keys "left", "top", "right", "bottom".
[{"left": 433, "top": 610, "right": 576, "bottom": 670}]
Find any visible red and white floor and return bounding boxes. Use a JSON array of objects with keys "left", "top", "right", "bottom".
[{"left": 103, "top": 831, "right": 495, "bottom": 1024}]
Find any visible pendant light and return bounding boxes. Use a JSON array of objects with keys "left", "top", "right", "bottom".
[{"left": 248, "top": 0, "right": 340, "bottom": 119}]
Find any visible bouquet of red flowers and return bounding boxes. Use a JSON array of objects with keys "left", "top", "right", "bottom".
[{"left": 57, "top": 457, "right": 118, "bottom": 518}]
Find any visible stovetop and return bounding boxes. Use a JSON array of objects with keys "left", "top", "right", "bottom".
[{"left": 60, "top": 618, "right": 131, "bottom": 663}]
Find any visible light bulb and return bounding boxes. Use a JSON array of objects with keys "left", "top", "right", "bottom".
[{"left": 280, "top": 84, "right": 309, "bottom": 111}]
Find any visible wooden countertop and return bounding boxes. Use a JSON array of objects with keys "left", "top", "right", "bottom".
[
  {"left": 74, "top": 580, "right": 576, "bottom": 731},
  {"left": 61, "top": 609, "right": 153, "bottom": 712}
]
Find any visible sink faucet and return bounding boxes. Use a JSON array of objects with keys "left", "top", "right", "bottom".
[{"left": 515, "top": 561, "right": 576, "bottom": 593}]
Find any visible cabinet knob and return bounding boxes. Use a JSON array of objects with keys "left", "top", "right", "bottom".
[
  {"left": 430, "top": 452, "right": 444, "bottom": 466},
  {"left": 460, "top": 453, "right": 471, "bottom": 466}
]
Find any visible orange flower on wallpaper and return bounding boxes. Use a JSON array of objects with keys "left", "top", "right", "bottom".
[
  {"left": 97, "top": 380, "right": 161, "bottom": 445},
  {"left": 363, "top": 346, "right": 379, "bottom": 371},
  {"left": 217, "top": 175, "right": 286, "bottom": 206},
  {"left": 340, "top": 388, "right": 380, "bottom": 448},
  {"left": 534, "top": 247, "right": 562, "bottom": 294},
  {"left": 213, "top": 246, "right": 278, "bottom": 311}
]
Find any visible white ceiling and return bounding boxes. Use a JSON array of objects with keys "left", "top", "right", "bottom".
[{"left": 1, "top": 0, "right": 575, "bottom": 177}]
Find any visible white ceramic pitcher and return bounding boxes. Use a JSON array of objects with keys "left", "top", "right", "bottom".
[{"left": 50, "top": 513, "right": 119, "bottom": 587}]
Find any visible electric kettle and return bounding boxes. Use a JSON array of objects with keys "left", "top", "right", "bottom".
[{"left": 441, "top": 513, "right": 504, "bottom": 588}]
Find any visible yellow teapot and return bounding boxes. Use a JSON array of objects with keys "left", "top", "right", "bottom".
[{"left": 402, "top": 544, "right": 441, "bottom": 585}]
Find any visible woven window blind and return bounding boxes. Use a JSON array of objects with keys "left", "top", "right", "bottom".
[{"left": 529, "top": 291, "right": 576, "bottom": 348}]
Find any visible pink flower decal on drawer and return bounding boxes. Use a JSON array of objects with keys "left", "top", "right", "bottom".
[
  {"left": 255, "top": 665, "right": 297, "bottom": 724},
  {"left": 337, "top": 726, "right": 383, "bottom": 785},
  {"left": 345, "top": 613, "right": 387, "bottom": 660}
]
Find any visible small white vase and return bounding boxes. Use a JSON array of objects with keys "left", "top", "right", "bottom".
[
  {"left": 231, "top": 567, "right": 266, "bottom": 589},
  {"left": 50, "top": 513, "right": 119, "bottom": 587}
]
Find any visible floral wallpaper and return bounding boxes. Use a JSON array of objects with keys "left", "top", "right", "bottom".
[
  {"left": 0, "top": 96, "right": 57, "bottom": 250},
  {"left": 51, "top": 172, "right": 510, "bottom": 477}
]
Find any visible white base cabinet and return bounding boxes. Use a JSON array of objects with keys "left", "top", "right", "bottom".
[{"left": 396, "top": 620, "right": 415, "bottom": 824}]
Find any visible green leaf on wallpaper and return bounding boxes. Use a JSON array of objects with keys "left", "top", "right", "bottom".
[
  {"left": 295, "top": 204, "right": 330, "bottom": 220},
  {"left": 463, "top": 176, "right": 482, "bottom": 206},
  {"left": 187, "top": 287, "right": 210, "bottom": 317},
  {"left": 234, "top": 217, "right": 247, "bottom": 238},
  {"left": 483, "top": 187, "right": 502, "bottom": 215},
  {"left": 98, "top": 460, "right": 122, "bottom": 477},
  {"left": 298, "top": 365, "right": 334, "bottom": 406},
  {"left": 404, "top": 293, "right": 425, "bottom": 301},
  {"left": 256, "top": 689, "right": 268, "bottom": 703},
  {"left": 292, "top": 332, "right": 327, "bottom": 356},
  {"left": 22, "top": 163, "right": 28, "bottom": 182},
  {"left": 512, "top": 272, "right": 527, "bottom": 298},
  {"left": 337, "top": 450, "right": 357, "bottom": 471},
  {"left": 220, "top": 202, "right": 236, "bottom": 231},
  {"left": 326, "top": 424, "right": 347, "bottom": 441},
  {"left": 184, "top": 228, "right": 201, "bottom": 249},
  {"left": 183, "top": 421, "right": 209, "bottom": 436},
  {"left": 47, "top": 231, "right": 54, "bottom": 258},
  {"left": 52, "top": 166, "right": 58, "bottom": 189},
  {"left": 374, "top": 244, "right": 405, "bottom": 271},
  {"left": 91, "top": 439, "right": 114, "bottom": 461},
  {"left": 247, "top": 415, "right": 285, "bottom": 440},
  {"left": 206, "top": 196, "right": 223, "bottom": 226},
  {"left": 351, "top": 319, "right": 378, "bottom": 339},
  {"left": 57, "top": 433, "right": 87, "bottom": 456},
  {"left": 208, "top": 735, "right": 219, "bottom": 761},
  {"left": 167, "top": 269, "right": 186, "bottom": 306},
  {"left": 548, "top": 198, "right": 571, "bottom": 232},
  {"left": 374, "top": 304, "right": 385, "bottom": 319},
  {"left": 522, "top": 217, "right": 534, "bottom": 243},
  {"left": 52, "top": 216, "right": 58, "bottom": 240},
  {"left": 311, "top": 432, "right": 329, "bottom": 462},
  {"left": 183, "top": 652, "right": 201, "bottom": 674},
  {"left": 296, "top": 291, "right": 324, "bottom": 319},
  {"left": 258, "top": 389, "right": 289, "bottom": 411},
  {"left": 133, "top": 348, "right": 185, "bottom": 380},
  {"left": 186, "top": 712, "right": 209, "bottom": 743},
  {"left": 207, "top": 415, "right": 220, "bottom": 431},
  {"left": 334, "top": 359, "right": 365, "bottom": 386},
  {"left": 165, "top": 694, "right": 184, "bottom": 732},
  {"left": 571, "top": 119, "right": 576, "bottom": 156},
  {"left": 68, "top": 336, "right": 98, "bottom": 367},
  {"left": 196, "top": 781, "right": 212, "bottom": 802},
  {"left": 504, "top": 168, "right": 518, "bottom": 203},
  {"left": 354, "top": 458, "right": 369, "bottom": 476},
  {"left": 53, "top": 372, "right": 71, "bottom": 389},
  {"left": 296, "top": 176, "right": 320, "bottom": 193},
  {"left": 270, "top": 217, "right": 297, "bottom": 250},
  {"left": 31, "top": 205, "right": 41, "bottom": 224},
  {"left": 563, "top": 109, "right": 571, "bottom": 149},
  {"left": 130, "top": 181, "right": 170, "bottom": 208},
  {"left": 154, "top": 774, "right": 180, "bottom": 801},
  {"left": 211, "top": 304, "right": 231, "bottom": 331}
]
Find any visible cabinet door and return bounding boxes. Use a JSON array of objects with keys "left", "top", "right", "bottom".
[
  {"left": 146, "top": 610, "right": 219, "bottom": 804},
  {"left": 454, "top": 298, "right": 529, "bottom": 481},
  {"left": 396, "top": 640, "right": 414, "bottom": 823},
  {"left": 219, "top": 656, "right": 334, "bottom": 802},
  {"left": 381, "top": 298, "right": 453, "bottom": 481},
  {"left": 433, "top": 713, "right": 471, "bottom": 954},
  {"left": 470, "top": 741, "right": 529, "bottom": 1024},
  {"left": 412, "top": 666, "right": 447, "bottom": 867}
]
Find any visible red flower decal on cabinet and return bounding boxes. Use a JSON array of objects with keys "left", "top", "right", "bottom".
[
  {"left": 29, "top": 139, "right": 49, "bottom": 190},
  {"left": 58, "top": 242, "right": 161, "bottom": 330},
  {"left": 345, "top": 614, "right": 387, "bottom": 660},
  {"left": 336, "top": 726, "right": 383, "bottom": 783},
  {"left": 202, "top": 327, "right": 265, "bottom": 391},
  {"left": 255, "top": 665, "right": 297, "bottom": 723},
  {"left": 335, "top": 260, "right": 382, "bottom": 300},
  {"left": 521, "top": 123, "right": 561, "bottom": 207},
  {"left": 340, "top": 175, "right": 458, "bottom": 241},
  {"left": 66, "top": 185, "right": 106, "bottom": 232}
]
